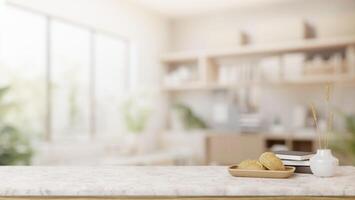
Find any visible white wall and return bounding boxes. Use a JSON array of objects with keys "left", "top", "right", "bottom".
[
  {"left": 7, "top": 0, "right": 171, "bottom": 89},
  {"left": 171, "top": 0, "right": 355, "bottom": 51}
]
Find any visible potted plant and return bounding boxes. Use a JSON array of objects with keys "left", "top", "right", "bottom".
[{"left": 122, "top": 95, "right": 151, "bottom": 154}]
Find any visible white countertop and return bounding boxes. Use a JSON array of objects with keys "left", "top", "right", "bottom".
[{"left": 0, "top": 166, "right": 354, "bottom": 196}]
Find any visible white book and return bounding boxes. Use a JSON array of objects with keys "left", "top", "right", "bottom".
[
  {"left": 274, "top": 151, "right": 314, "bottom": 161},
  {"left": 282, "top": 160, "right": 310, "bottom": 166}
]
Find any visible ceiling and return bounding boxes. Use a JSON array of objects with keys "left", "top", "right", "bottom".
[{"left": 129, "top": 0, "right": 286, "bottom": 18}]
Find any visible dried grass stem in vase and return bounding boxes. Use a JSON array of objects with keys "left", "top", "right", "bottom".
[
  {"left": 325, "top": 84, "right": 333, "bottom": 149},
  {"left": 310, "top": 84, "right": 334, "bottom": 150},
  {"left": 309, "top": 84, "right": 338, "bottom": 177},
  {"left": 310, "top": 103, "right": 322, "bottom": 149}
]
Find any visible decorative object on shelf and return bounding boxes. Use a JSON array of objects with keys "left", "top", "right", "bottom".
[
  {"left": 304, "top": 55, "right": 327, "bottom": 75},
  {"left": 164, "top": 65, "right": 197, "bottom": 86},
  {"left": 309, "top": 85, "right": 339, "bottom": 177},
  {"left": 292, "top": 105, "right": 307, "bottom": 130},
  {"left": 217, "top": 64, "right": 234, "bottom": 84},
  {"left": 259, "top": 56, "right": 280, "bottom": 81},
  {"left": 173, "top": 103, "right": 207, "bottom": 130},
  {"left": 283, "top": 53, "right": 305, "bottom": 80},
  {"left": 211, "top": 101, "right": 229, "bottom": 124},
  {"left": 304, "top": 53, "right": 346, "bottom": 76},
  {"left": 211, "top": 91, "right": 239, "bottom": 130},
  {"left": 239, "top": 113, "right": 261, "bottom": 133},
  {"left": 217, "top": 62, "right": 257, "bottom": 85}
]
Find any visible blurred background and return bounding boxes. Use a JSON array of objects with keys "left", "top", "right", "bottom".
[{"left": 0, "top": 0, "right": 354, "bottom": 166}]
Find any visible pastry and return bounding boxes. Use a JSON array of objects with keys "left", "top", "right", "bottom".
[
  {"left": 238, "top": 159, "right": 265, "bottom": 170},
  {"left": 259, "top": 152, "right": 285, "bottom": 171}
]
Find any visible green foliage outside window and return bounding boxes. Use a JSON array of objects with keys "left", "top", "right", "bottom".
[
  {"left": 331, "top": 113, "right": 355, "bottom": 165},
  {"left": 0, "top": 86, "right": 33, "bottom": 165}
]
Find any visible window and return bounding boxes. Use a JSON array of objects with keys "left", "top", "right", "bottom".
[
  {"left": 0, "top": 5, "right": 46, "bottom": 138},
  {"left": 0, "top": 4, "right": 130, "bottom": 140},
  {"left": 95, "top": 33, "right": 129, "bottom": 136},
  {"left": 51, "top": 20, "right": 91, "bottom": 139}
]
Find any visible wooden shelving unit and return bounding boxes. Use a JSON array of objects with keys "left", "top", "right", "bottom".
[
  {"left": 161, "top": 36, "right": 355, "bottom": 92},
  {"left": 161, "top": 36, "right": 355, "bottom": 155}
]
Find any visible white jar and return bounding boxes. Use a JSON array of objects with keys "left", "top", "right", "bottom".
[{"left": 310, "top": 149, "right": 339, "bottom": 177}]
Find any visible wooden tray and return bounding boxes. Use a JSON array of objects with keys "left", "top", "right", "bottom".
[{"left": 228, "top": 165, "right": 295, "bottom": 179}]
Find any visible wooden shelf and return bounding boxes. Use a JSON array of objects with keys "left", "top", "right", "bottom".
[
  {"left": 161, "top": 52, "right": 200, "bottom": 64},
  {"left": 162, "top": 36, "right": 355, "bottom": 63},
  {"left": 278, "top": 75, "right": 355, "bottom": 85},
  {"left": 162, "top": 82, "right": 260, "bottom": 92},
  {"left": 162, "top": 75, "right": 355, "bottom": 92}
]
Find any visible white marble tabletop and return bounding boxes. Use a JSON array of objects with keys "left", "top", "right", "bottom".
[{"left": 0, "top": 166, "right": 354, "bottom": 196}]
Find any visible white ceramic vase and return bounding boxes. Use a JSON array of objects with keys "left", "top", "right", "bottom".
[{"left": 310, "top": 149, "right": 339, "bottom": 177}]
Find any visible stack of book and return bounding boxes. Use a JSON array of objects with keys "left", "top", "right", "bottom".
[{"left": 274, "top": 151, "right": 315, "bottom": 174}]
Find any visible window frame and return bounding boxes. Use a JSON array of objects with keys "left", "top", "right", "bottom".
[{"left": 3, "top": 2, "right": 130, "bottom": 141}]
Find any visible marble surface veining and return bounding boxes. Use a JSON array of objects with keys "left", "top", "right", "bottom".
[{"left": 0, "top": 166, "right": 354, "bottom": 196}]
